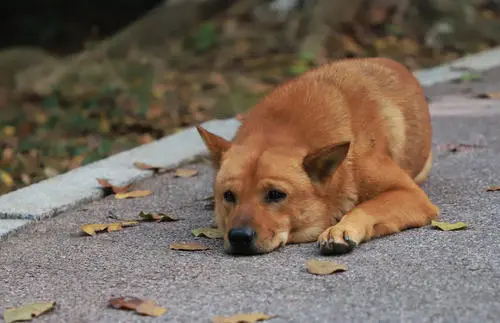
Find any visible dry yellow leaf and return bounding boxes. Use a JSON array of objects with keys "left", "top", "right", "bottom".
[
  {"left": 135, "top": 299, "right": 168, "bottom": 317},
  {"left": 191, "top": 227, "right": 224, "bottom": 239},
  {"left": 431, "top": 220, "right": 468, "bottom": 231},
  {"left": 486, "top": 185, "right": 500, "bottom": 192},
  {"left": 4, "top": 302, "right": 56, "bottom": 323},
  {"left": 107, "top": 223, "right": 123, "bottom": 232},
  {"left": 306, "top": 259, "right": 347, "bottom": 275},
  {"left": 174, "top": 168, "right": 199, "bottom": 178},
  {"left": 80, "top": 223, "right": 109, "bottom": 236},
  {"left": 169, "top": 242, "right": 210, "bottom": 251},
  {"left": 81, "top": 221, "right": 138, "bottom": 236},
  {"left": 115, "top": 190, "right": 152, "bottom": 199},
  {"left": 0, "top": 170, "right": 14, "bottom": 188},
  {"left": 212, "top": 312, "right": 275, "bottom": 323}
]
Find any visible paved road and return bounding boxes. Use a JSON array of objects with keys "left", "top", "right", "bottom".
[{"left": 1, "top": 86, "right": 500, "bottom": 322}]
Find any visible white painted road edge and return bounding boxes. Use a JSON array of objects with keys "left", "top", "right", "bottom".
[{"left": 2, "top": 47, "right": 500, "bottom": 236}]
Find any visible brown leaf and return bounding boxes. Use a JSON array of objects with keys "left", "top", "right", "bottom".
[
  {"left": 476, "top": 92, "right": 500, "bottom": 99},
  {"left": 306, "top": 259, "right": 347, "bottom": 275},
  {"left": 139, "top": 211, "right": 179, "bottom": 222},
  {"left": 133, "top": 161, "right": 172, "bottom": 173},
  {"left": 174, "top": 168, "right": 199, "bottom": 178},
  {"left": 191, "top": 227, "right": 224, "bottom": 239},
  {"left": 3, "top": 302, "right": 56, "bottom": 323},
  {"left": 109, "top": 296, "right": 143, "bottom": 310},
  {"left": 486, "top": 185, "right": 500, "bottom": 192},
  {"left": 115, "top": 190, "right": 152, "bottom": 199},
  {"left": 212, "top": 313, "right": 276, "bottom": 323},
  {"left": 135, "top": 299, "right": 168, "bottom": 317},
  {"left": 169, "top": 242, "right": 210, "bottom": 251},
  {"left": 96, "top": 178, "right": 132, "bottom": 194},
  {"left": 109, "top": 297, "right": 167, "bottom": 317}
]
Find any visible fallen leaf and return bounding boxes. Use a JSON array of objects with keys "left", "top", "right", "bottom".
[
  {"left": 0, "top": 170, "right": 14, "bottom": 188},
  {"left": 174, "top": 168, "right": 198, "bottom": 178},
  {"left": 115, "top": 190, "right": 152, "bottom": 199},
  {"left": 476, "top": 92, "right": 500, "bottom": 99},
  {"left": 80, "top": 221, "right": 138, "bottom": 236},
  {"left": 486, "top": 185, "right": 500, "bottom": 191},
  {"left": 191, "top": 227, "right": 224, "bottom": 239},
  {"left": 109, "top": 296, "right": 143, "bottom": 310},
  {"left": 212, "top": 312, "right": 275, "bottom": 323},
  {"left": 107, "top": 223, "right": 123, "bottom": 232},
  {"left": 139, "top": 211, "right": 179, "bottom": 222},
  {"left": 80, "top": 223, "right": 109, "bottom": 236},
  {"left": 3, "top": 302, "right": 56, "bottom": 323},
  {"left": 135, "top": 299, "right": 168, "bottom": 317},
  {"left": 108, "top": 297, "right": 167, "bottom": 317},
  {"left": 133, "top": 161, "right": 172, "bottom": 173},
  {"left": 306, "top": 259, "right": 347, "bottom": 275},
  {"left": 96, "top": 178, "right": 132, "bottom": 194},
  {"left": 431, "top": 220, "right": 468, "bottom": 231},
  {"left": 169, "top": 242, "right": 210, "bottom": 251}
]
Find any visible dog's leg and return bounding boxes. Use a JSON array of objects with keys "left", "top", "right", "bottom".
[{"left": 317, "top": 159, "right": 439, "bottom": 255}]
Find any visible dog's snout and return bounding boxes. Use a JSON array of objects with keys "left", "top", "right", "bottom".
[{"left": 227, "top": 227, "right": 256, "bottom": 254}]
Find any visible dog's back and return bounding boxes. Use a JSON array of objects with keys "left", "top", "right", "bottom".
[{"left": 233, "top": 57, "right": 431, "bottom": 181}]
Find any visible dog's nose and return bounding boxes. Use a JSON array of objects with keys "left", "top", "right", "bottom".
[{"left": 227, "top": 227, "right": 256, "bottom": 254}]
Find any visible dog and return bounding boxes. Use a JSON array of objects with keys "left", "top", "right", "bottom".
[{"left": 196, "top": 57, "right": 439, "bottom": 255}]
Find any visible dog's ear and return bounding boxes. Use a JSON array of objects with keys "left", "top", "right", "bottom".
[
  {"left": 196, "top": 125, "right": 231, "bottom": 169},
  {"left": 303, "top": 141, "right": 350, "bottom": 183}
]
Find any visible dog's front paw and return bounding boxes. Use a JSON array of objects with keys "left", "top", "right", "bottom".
[{"left": 317, "top": 224, "right": 359, "bottom": 255}]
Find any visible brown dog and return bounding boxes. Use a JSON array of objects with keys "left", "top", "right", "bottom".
[{"left": 196, "top": 57, "right": 439, "bottom": 255}]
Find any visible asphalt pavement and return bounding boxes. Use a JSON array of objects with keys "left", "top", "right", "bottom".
[{"left": 1, "top": 76, "right": 500, "bottom": 322}]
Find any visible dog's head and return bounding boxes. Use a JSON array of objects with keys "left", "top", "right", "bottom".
[{"left": 196, "top": 126, "right": 350, "bottom": 255}]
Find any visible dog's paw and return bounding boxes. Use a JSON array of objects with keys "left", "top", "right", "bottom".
[{"left": 316, "top": 225, "right": 359, "bottom": 255}]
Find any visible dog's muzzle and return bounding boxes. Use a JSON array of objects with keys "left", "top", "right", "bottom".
[{"left": 227, "top": 227, "right": 257, "bottom": 255}]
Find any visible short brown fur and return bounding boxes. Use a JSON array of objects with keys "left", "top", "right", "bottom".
[{"left": 197, "top": 57, "right": 439, "bottom": 255}]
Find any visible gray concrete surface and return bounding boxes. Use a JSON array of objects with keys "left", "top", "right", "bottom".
[
  {"left": 1, "top": 95, "right": 500, "bottom": 322},
  {"left": 2, "top": 46, "right": 500, "bottom": 232}
]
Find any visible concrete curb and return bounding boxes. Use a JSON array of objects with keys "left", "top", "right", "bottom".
[{"left": 2, "top": 46, "right": 500, "bottom": 236}]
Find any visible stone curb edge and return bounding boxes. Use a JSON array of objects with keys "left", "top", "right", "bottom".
[{"left": 2, "top": 46, "right": 500, "bottom": 236}]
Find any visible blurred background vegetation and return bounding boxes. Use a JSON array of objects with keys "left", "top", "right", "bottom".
[{"left": 1, "top": 0, "right": 500, "bottom": 194}]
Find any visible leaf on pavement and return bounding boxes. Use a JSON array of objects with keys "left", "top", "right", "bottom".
[
  {"left": 96, "top": 178, "right": 132, "bottom": 194},
  {"left": 486, "top": 185, "right": 500, "bottom": 192},
  {"left": 135, "top": 299, "right": 168, "bottom": 317},
  {"left": 212, "top": 312, "right": 276, "bottom": 323},
  {"left": 3, "top": 302, "right": 56, "bottom": 323},
  {"left": 115, "top": 190, "right": 152, "bottom": 199},
  {"left": 306, "top": 259, "right": 347, "bottom": 275},
  {"left": 134, "top": 161, "right": 173, "bottom": 173},
  {"left": 139, "top": 211, "right": 179, "bottom": 222},
  {"left": 191, "top": 227, "right": 224, "bottom": 239},
  {"left": 174, "top": 168, "right": 198, "bottom": 178},
  {"left": 109, "top": 296, "right": 167, "bottom": 317},
  {"left": 431, "top": 220, "right": 468, "bottom": 231},
  {"left": 476, "top": 92, "right": 500, "bottom": 99},
  {"left": 169, "top": 242, "right": 210, "bottom": 251},
  {"left": 80, "top": 221, "right": 138, "bottom": 236}
]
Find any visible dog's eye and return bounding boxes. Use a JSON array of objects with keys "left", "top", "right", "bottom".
[
  {"left": 223, "top": 190, "right": 237, "bottom": 203},
  {"left": 265, "top": 189, "right": 287, "bottom": 203}
]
